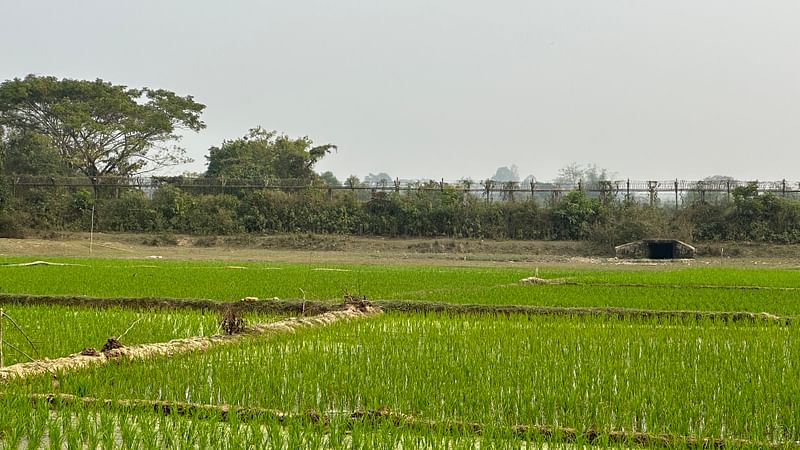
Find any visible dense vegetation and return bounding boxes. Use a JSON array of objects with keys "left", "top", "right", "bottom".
[
  {"left": 4, "top": 180, "right": 800, "bottom": 248},
  {"left": 3, "top": 75, "right": 800, "bottom": 247}
]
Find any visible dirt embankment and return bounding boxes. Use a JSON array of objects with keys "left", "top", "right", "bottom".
[
  {"left": 377, "top": 301, "right": 790, "bottom": 324},
  {"left": 0, "top": 294, "right": 341, "bottom": 316},
  {"left": 0, "top": 303, "right": 381, "bottom": 382},
  {"left": 0, "top": 293, "right": 789, "bottom": 324},
  {"left": 4, "top": 232, "right": 800, "bottom": 267},
  {"left": 16, "top": 393, "right": 794, "bottom": 449}
]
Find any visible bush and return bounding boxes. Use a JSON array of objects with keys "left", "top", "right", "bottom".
[
  {"left": 588, "top": 203, "right": 671, "bottom": 253},
  {"left": 552, "top": 190, "right": 603, "bottom": 240},
  {"left": 101, "top": 190, "right": 160, "bottom": 232},
  {"left": 0, "top": 212, "right": 24, "bottom": 238}
]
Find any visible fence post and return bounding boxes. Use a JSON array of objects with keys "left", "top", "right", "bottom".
[
  {"left": 783, "top": 179, "right": 787, "bottom": 197},
  {"left": 674, "top": 179, "right": 679, "bottom": 210},
  {"left": 726, "top": 180, "right": 731, "bottom": 203},
  {"left": 648, "top": 181, "right": 658, "bottom": 206},
  {"left": 626, "top": 179, "right": 631, "bottom": 202}
]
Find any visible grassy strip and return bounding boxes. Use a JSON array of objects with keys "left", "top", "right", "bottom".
[{"left": 19, "top": 393, "right": 795, "bottom": 449}]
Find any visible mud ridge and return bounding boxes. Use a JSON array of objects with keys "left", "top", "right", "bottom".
[
  {"left": 0, "top": 304, "right": 381, "bottom": 381},
  {"left": 376, "top": 301, "right": 792, "bottom": 324},
  {"left": 572, "top": 281, "right": 800, "bottom": 292},
  {"left": 0, "top": 294, "right": 340, "bottom": 315},
  {"left": 0, "top": 293, "right": 788, "bottom": 324},
  {"left": 14, "top": 394, "right": 796, "bottom": 449}
]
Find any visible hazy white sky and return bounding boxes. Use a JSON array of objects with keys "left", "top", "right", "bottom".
[{"left": 2, "top": 0, "right": 799, "bottom": 182}]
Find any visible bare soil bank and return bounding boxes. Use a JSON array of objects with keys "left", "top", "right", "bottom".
[{"left": 0, "top": 231, "right": 797, "bottom": 267}]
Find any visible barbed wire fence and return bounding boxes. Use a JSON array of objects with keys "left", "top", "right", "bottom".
[{"left": 6, "top": 175, "right": 800, "bottom": 208}]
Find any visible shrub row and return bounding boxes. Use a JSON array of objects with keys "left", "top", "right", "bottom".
[{"left": 2, "top": 183, "right": 800, "bottom": 245}]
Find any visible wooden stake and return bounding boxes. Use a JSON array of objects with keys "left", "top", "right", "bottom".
[
  {"left": 1, "top": 309, "right": 4, "bottom": 368},
  {"left": 90, "top": 204, "right": 95, "bottom": 254}
]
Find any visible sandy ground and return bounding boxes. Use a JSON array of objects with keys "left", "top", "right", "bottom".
[{"left": 0, "top": 232, "right": 797, "bottom": 268}]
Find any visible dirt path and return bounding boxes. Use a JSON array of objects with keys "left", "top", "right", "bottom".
[
  {"left": 4, "top": 232, "right": 798, "bottom": 267},
  {"left": 0, "top": 304, "right": 381, "bottom": 381}
]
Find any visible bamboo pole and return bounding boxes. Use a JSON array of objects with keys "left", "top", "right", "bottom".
[{"left": 1, "top": 309, "right": 4, "bottom": 368}]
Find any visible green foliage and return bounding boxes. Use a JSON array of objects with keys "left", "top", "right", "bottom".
[
  {"left": 0, "top": 139, "right": 5, "bottom": 213},
  {"left": 1, "top": 130, "right": 74, "bottom": 176},
  {"left": 500, "top": 200, "right": 549, "bottom": 239},
  {"left": 4, "top": 175, "right": 800, "bottom": 242},
  {"left": 205, "top": 127, "right": 335, "bottom": 181},
  {"left": 101, "top": 190, "right": 160, "bottom": 232},
  {"left": 152, "top": 185, "right": 194, "bottom": 231},
  {"left": 680, "top": 182, "right": 800, "bottom": 243},
  {"left": 152, "top": 185, "right": 240, "bottom": 234},
  {"left": 552, "top": 190, "right": 603, "bottom": 239},
  {"left": 319, "top": 171, "right": 341, "bottom": 187},
  {"left": 64, "top": 189, "right": 95, "bottom": 229},
  {"left": 589, "top": 202, "right": 673, "bottom": 251},
  {"left": 0, "top": 212, "right": 23, "bottom": 238},
  {"left": 0, "top": 75, "right": 205, "bottom": 180}
]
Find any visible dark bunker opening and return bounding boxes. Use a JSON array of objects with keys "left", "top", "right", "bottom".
[{"left": 647, "top": 241, "right": 675, "bottom": 259}]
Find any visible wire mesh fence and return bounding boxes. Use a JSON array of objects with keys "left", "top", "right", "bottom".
[{"left": 6, "top": 175, "right": 800, "bottom": 207}]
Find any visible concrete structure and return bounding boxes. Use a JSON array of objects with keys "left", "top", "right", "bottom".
[{"left": 615, "top": 239, "right": 695, "bottom": 259}]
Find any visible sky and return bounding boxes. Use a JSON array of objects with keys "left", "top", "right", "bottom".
[{"left": 2, "top": 0, "right": 799, "bottom": 182}]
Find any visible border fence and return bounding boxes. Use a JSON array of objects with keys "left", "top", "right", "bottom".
[{"left": 6, "top": 175, "right": 800, "bottom": 208}]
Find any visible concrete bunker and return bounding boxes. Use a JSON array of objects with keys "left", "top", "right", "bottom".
[{"left": 615, "top": 239, "right": 695, "bottom": 259}]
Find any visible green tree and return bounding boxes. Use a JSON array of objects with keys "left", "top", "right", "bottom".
[
  {"left": 0, "top": 128, "right": 6, "bottom": 212},
  {"left": 0, "top": 75, "right": 205, "bottom": 183},
  {"left": 205, "top": 127, "right": 336, "bottom": 181},
  {"left": 319, "top": 171, "right": 341, "bottom": 187},
  {"left": 552, "top": 189, "right": 603, "bottom": 239},
  {"left": 1, "top": 130, "right": 73, "bottom": 176}
]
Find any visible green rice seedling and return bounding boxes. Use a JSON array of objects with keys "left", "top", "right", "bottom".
[
  {"left": 13, "top": 312, "right": 798, "bottom": 445},
  {"left": 2, "top": 257, "right": 800, "bottom": 313},
  {"left": 0, "top": 304, "right": 287, "bottom": 366}
]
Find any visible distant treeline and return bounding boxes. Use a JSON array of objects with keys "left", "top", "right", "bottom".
[
  {"left": 2, "top": 181, "right": 799, "bottom": 249},
  {"left": 2, "top": 75, "right": 800, "bottom": 248}
]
